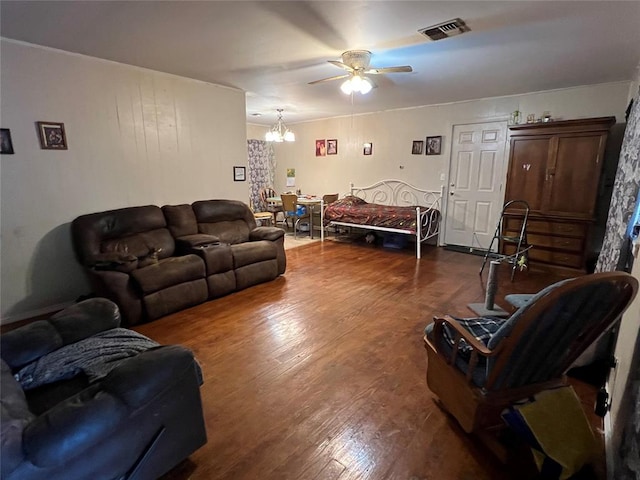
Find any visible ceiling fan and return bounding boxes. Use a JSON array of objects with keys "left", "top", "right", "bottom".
[{"left": 308, "top": 50, "right": 413, "bottom": 94}]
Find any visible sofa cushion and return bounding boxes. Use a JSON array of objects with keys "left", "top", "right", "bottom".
[
  {"left": 200, "top": 244, "right": 233, "bottom": 274},
  {"left": 23, "top": 384, "right": 128, "bottom": 468},
  {"left": 231, "top": 241, "right": 277, "bottom": 269},
  {"left": 1, "top": 360, "right": 34, "bottom": 478},
  {"left": 162, "top": 204, "right": 198, "bottom": 238},
  {"left": 199, "top": 221, "right": 251, "bottom": 245},
  {"left": 131, "top": 255, "right": 205, "bottom": 294},
  {"left": 101, "top": 229, "right": 175, "bottom": 260},
  {"left": 143, "top": 279, "right": 208, "bottom": 320},
  {"left": 72, "top": 205, "right": 168, "bottom": 265},
  {"left": 1, "top": 299, "right": 122, "bottom": 370},
  {"left": 91, "top": 252, "right": 139, "bottom": 272},
  {"left": 192, "top": 199, "right": 257, "bottom": 244},
  {"left": 235, "top": 260, "right": 278, "bottom": 290},
  {"left": 1, "top": 322, "right": 63, "bottom": 370}
]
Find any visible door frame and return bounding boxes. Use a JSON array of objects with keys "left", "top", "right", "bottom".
[{"left": 441, "top": 117, "right": 510, "bottom": 250}]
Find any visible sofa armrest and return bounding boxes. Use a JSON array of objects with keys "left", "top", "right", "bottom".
[
  {"left": 175, "top": 234, "right": 220, "bottom": 251},
  {"left": 250, "top": 226, "right": 285, "bottom": 242},
  {"left": 102, "top": 345, "right": 198, "bottom": 408},
  {"left": 0, "top": 299, "right": 121, "bottom": 370}
]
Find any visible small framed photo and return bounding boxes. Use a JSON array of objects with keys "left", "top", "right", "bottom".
[
  {"left": 315, "top": 139, "right": 326, "bottom": 156},
  {"left": 327, "top": 139, "right": 338, "bottom": 155},
  {"left": 363, "top": 142, "right": 373, "bottom": 155},
  {"left": 426, "top": 136, "right": 442, "bottom": 156},
  {"left": 412, "top": 140, "right": 424, "bottom": 155},
  {"left": 1, "top": 129, "right": 15, "bottom": 154},
  {"left": 36, "top": 121, "right": 68, "bottom": 150},
  {"left": 233, "top": 166, "right": 246, "bottom": 182}
]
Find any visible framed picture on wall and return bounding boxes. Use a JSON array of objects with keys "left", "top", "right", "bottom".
[
  {"left": 36, "top": 121, "right": 68, "bottom": 150},
  {"left": 426, "top": 136, "right": 442, "bottom": 155},
  {"left": 363, "top": 143, "right": 373, "bottom": 155},
  {"left": 327, "top": 139, "right": 338, "bottom": 155},
  {"left": 315, "top": 139, "right": 326, "bottom": 156},
  {"left": 412, "top": 140, "right": 424, "bottom": 155},
  {"left": 233, "top": 166, "right": 246, "bottom": 182},
  {"left": 1, "top": 129, "right": 14, "bottom": 154}
]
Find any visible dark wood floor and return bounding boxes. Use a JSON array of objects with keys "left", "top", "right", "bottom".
[{"left": 134, "top": 240, "right": 603, "bottom": 480}]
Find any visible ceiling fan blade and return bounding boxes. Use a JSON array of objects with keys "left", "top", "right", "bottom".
[
  {"left": 308, "top": 74, "right": 351, "bottom": 85},
  {"left": 328, "top": 60, "right": 354, "bottom": 72},
  {"left": 365, "top": 66, "right": 413, "bottom": 74}
]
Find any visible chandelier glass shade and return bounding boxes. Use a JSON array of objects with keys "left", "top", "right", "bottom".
[
  {"left": 265, "top": 109, "right": 295, "bottom": 142},
  {"left": 340, "top": 74, "right": 373, "bottom": 95}
]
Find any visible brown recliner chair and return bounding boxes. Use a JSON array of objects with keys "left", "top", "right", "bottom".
[
  {"left": 0, "top": 298, "right": 207, "bottom": 480},
  {"left": 72, "top": 205, "right": 208, "bottom": 325}
]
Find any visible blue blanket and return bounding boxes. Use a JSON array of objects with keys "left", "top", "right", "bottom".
[{"left": 16, "top": 328, "right": 159, "bottom": 390}]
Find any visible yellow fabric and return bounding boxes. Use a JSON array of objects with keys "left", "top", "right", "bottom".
[{"left": 514, "top": 386, "right": 596, "bottom": 479}]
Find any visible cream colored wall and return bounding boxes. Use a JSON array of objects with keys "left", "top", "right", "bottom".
[
  {"left": 247, "top": 123, "right": 268, "bottom": 140},
  {"left": 272, "top": 82, "right": 630, "bottom": 197},
  {"left": 0, "top": 40, "right": 248, "bottom": 323}
]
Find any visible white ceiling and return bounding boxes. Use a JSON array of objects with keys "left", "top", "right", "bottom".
[{"left": 1, "top": 1, "right": 639, "bottom": 126}]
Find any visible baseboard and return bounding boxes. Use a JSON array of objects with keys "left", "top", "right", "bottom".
[
  {"left": 1, "top": 300, "right": 74, "bottom": 325},
  {"left": 443, "top": 244, "right": 491, "bottom": 257}
]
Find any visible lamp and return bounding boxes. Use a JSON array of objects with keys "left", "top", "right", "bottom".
[
  {"left": 265, "top": 109, "right": 295, "bottom": 142},
  {"left": 340, "top": 74, "right": 373, "bottom": 95}
]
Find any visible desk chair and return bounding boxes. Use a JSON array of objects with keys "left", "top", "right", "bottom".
[
  {"left": 281, "top": 194, "right": 310, "bottom": 239},
  {"left": 259, "top": 187, "right": 283, "bottom": 225}
]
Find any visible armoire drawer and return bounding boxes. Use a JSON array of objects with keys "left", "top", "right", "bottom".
[
  {"left": 523, "top": 233, "right": 583, "bottom": 252},
  {"left": 504, "top": 217, "right": 587, "bottom": 237},
  {"left": 503, "top": 244, "right": 583, "bottom": 268}
]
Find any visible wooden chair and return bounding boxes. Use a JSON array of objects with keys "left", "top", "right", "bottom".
[
  {"left": 259, "top": 187, "right": 283, "bottom": 225},
  {"left": 423, "top": 271, "right": 638, "bottom": 459},
  {"left": 249, "top": 198, "right": 274, "bottom": 226},
  {"left": 280, "top": 193, "right": 310, "bottom": 239},
  {"left": 311, "top": 193, "right": 339, "bottom": 237}
]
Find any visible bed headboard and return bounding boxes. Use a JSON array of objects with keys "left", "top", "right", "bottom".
[{"left": 349, "top": 179, "right": 442, "bottom": 210}]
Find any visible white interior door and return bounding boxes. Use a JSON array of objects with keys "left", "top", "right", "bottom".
[{"left": 444, "top": 121, "right": 508, "bottom": 251}]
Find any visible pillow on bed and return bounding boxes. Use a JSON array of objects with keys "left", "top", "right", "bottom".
[{"left": 333, "top": 195, "right": 368, "bottom": 207}]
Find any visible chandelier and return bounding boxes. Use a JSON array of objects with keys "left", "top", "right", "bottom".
[
  {"left": 340, "top": 73, "right": 373, "bottom": 95},
  {"left": 265, "top": 109, "right": 295, "bottom": 142}
]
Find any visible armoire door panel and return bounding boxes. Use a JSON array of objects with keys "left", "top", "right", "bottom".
[
  {"left": 546, "top": 134, "right": 605, "bottom": 217},
  {"left": 505, "top": 137, "right": 549, "bottom": 211}
]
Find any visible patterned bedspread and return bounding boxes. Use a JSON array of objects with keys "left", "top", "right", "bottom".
[{"left": 324, "top": 195, "right": 438, "bottom": 233}]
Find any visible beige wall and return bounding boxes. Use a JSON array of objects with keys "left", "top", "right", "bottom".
[
  {"left": 0, "top": 40, "right": 248, "bottom": 322},
  {"left": 271, "top": 82, "right": 630, "bottom": 197}
]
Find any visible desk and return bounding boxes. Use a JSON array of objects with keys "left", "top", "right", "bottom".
[{"left": 267, "top": 196, "right": 325, "bottom": 241}]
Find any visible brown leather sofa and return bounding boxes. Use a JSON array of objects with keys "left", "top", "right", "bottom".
[{"left": 72, "top": 200, "right": 286, "bottom": 325}]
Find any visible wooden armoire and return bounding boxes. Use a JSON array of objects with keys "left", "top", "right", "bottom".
[{"left": 502, "top": 116, "right": 615, "bottom": 274}]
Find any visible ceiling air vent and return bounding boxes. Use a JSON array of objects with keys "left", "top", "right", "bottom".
[{"left": 418, "top": 18, "right": 470, "bottom": 41}]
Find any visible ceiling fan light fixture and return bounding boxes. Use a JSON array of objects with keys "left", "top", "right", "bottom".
[
  {"left": 340, "top": 75, "right": 372, "bottom": 95},
  {"left": 340, "top": 78, "right": 353, "bottom": 95},
  {"left": 265, "top": 109, "right": 295, "bottom": 143}
]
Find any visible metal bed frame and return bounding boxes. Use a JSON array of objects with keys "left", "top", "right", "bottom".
[{"left": 327, "top": 179, "right": 444, "bottom": 259}]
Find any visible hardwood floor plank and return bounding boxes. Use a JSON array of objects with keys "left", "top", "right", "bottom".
[{"left": 133, "top": 241, "right": 600, "bottom": 480}]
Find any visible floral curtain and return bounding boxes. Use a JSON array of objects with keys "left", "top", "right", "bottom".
[
  {"left": 247, "top": 140, "right": 275, "bottom": 211},
  {"left": 596, "top": 88, "right": 640, "bottom": 272}
]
